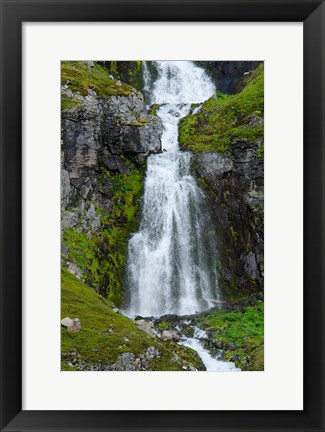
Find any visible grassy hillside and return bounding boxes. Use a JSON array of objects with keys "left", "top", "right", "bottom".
[{"left": 61, "top": 268, "right": 205, "bottom": 371}]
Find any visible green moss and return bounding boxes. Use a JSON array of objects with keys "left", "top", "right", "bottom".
[
  {"left": 248, "top": 345, "right": 264, "bottom": 370},
  {"left": 61, "top": 268, "right": 204, "bottom": 371},
  {"left": 121, "top": 116, "right": 153, "bottom": 127},
  {"left": 61, "top": 61, "right": 133, "bottom": 98},
  {"left": 179, "top": 63, "right": 264, "bottom": 153},
  {"left": 106, "top": 61, "right": 143, "bottom": 90},
  {"left": 229, "top": 225, "right": 239, "bottom": 245},
  {"left": 198, "top": 302, "right": 264, "bottom": 370},
  {"left": 256, "top": 143, "right": 264, "bottom": 158},
  {"left": 157, "top": 320, "right": 171, "bottom": 331},
  {"left": 61, "top": 95, "right": 83, "bottom": 110},
  {"left": 62, "top": 169, "right": 144, "bottom": 305},
  {"left": 147, "top": 104, "right": 161, "bottom": 116}
]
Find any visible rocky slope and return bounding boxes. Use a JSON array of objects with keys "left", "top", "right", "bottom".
[
  {"left": 179, "top": 63, "right": 264, "bottom": 301},
  {"left": 61, "top": 61, "right": 162, "bottom": 304}
]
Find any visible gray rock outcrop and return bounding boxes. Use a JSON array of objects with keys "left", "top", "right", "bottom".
[
  {"left": 192, "top": 139, "right": 264, "bottom": 299},
  {"left": 61, "top": 87, "right": 162, "bottom": 213}
]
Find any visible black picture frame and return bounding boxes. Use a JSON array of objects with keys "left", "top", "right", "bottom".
[{"left": 0, "top": 0, "right": 324, "bottom": 431}]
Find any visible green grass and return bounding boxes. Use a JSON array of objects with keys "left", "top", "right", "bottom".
[
  {"left": 61, "top": 61, "right": 133, "bottom": 99},
  {"left": 199, "top": 302, "right": 264, "bottom": 370},
  {"left": 179, "top": 63, "right": 264, "bottom": 153},
  {"left": 61, "top": 268, "right": 204, "bottom": 371},
  {"left": 61, "top": 95, "right": 83, "bottom": 110}
]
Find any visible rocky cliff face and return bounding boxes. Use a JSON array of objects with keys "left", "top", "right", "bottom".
[
  {"left": 195, "top": 61, "right": 262, "bottom": 94},
  {"left": 193, "top": 143, "right": 263, "bottom": 301},
  {"left": 61, "top": 61, "right": 162, "bottom": 303},
  {"left": 179, "top": 63, "right": 264, "bottom": 301}
]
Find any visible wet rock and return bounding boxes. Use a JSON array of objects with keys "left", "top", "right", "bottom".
[
  {"left": 213, "top": 340, "right": 224, "bottom": 350},
  {"left": 157, "top": 314, "right": 179, "bottom": 322},
  {"left": 161, "top": 329, "right": 181, "bottom": 342},
  {"left": 229, "top": 355, "right": 240, "bottom": 362},
  {"left": 225, "top": 342, "right": 237, "bottom": 351}
]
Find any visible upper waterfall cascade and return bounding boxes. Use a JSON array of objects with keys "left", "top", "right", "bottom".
[{"left": 126, "top": 61, "right": 220, "bottom": 317}]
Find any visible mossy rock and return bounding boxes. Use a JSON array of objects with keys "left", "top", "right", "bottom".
[{"left": 247, "top": 345, "right": 264, "bottom": 371}]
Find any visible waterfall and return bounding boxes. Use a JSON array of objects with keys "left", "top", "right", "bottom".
[{"left": 125, "top": 61, "right": 219, "bottom": 317}]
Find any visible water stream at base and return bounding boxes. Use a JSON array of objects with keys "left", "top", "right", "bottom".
[
  {"left": 124, "top": 61, "right": 240, "bottom": 371},
  {"left": 178, "top": 325, "right": 240, "bottom": 372}
]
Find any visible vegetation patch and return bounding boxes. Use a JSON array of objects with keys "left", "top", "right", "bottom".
[
  {"left": 198, "top": 302, "right": 264, "bottom": 370},
  {"left": 179, "top": 64, "right": 264, "bottom": 153},
  {"left": 61, "top": 61, "right": 133, "bottom": 98},
  {"left": 61, "top": 269, "right": 204, "bottom": 371},
  {"left": 147, "top": 104, "right": 161, "bottom": 116},
  {"left": 106, "top": 61, "right": 143, "bottom": 90},
  {"left": 255, "top": 143, "right": 264, "bottom": 158},
  {"left": 61, "top": 95, "right": 83, "bottom": 110}
]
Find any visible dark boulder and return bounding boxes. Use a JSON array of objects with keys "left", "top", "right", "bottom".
[{"left": 225, "top": 342, "right": 237, "bottom": 351}]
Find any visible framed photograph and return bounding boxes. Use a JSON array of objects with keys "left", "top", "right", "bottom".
[{"left": 0, "top": 0, "right": 324, "bottom": 431}]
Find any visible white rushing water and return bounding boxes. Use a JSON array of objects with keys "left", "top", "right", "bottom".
[
  {"left": 125, "top": 61, "right": 221, "bottom": 317},
  {"left": 179, "top": 326, "right": 240, "bottom": 372}
]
